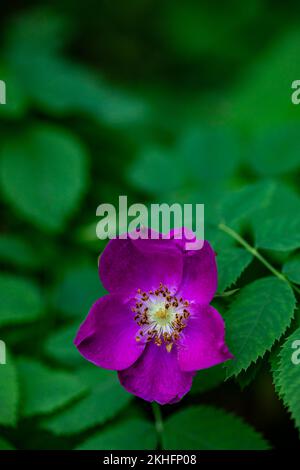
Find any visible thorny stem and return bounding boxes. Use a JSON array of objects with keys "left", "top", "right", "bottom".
[
  {"left": 218, "top": 222, "right": 300, "bottom": 296},
  {"left": 152, "top": 402, "right": 164, "bottom": 445}
]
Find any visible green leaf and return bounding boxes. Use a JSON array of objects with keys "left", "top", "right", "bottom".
[
  {"left": 161, "top": 2, "right": 259, "bottom": 60},
  {"left": 269, "top": 346, "right": 283, "bottom": 397},
  {"left": 253, "top": 183, "right": 300, "bottom": 251},
  {"left": 0, "top": 125, "right": 88, "bottom": 232},
  {"left": 229, "top": 29, "right": 300, "bottom": 132},
  {"left": 42, "top": 365, "right": 132, "bottom": 435},
  {"left": 0, "top": 274, "right": 44, "bottom": 327},
  {"left": 249, "top": 124, "right": 300, "bottom": 176},
  {"left": 17, "top": 358, "right": 87, "bottom": 417},
  {"left": 220, "top": 180, "right": 275, "bottom": 225},
  {"left": 235, "top": 360, "right": 262, "bottom": 390},
  {"left": 5, "top": 7, "right": 71, "bottom": 57},
  {"left": 0, "top": 353, "right": 19, "bottom": 426},
  {"left": 274, "top": 327, "right": 300, "bottom": 432},
  {"left": 255, "top": 215, "right": 300, "bottom": 252},
  {"left": 177, "top": 127, "right": 239, "bottom": 183},
  {"left": 76, "top": 418, "right": 157, "bottom": 450},
  {"left": 206, "top": 224, "right": 236, "bottom": 252},
  {"left": 225, "top": 277, "right": 295, "bottom": 377},
  {"left": 0, "top": 437, "right": 15, "bottom": 450},
  {"left": 129, "top": 127, "right": 239, "bottom": 196},
  {"left": 52, "top": 263, "right": 106, "bottom": 319},
  {"left": 128, "top": 146, "right": 186, "bottom": 195},
  {"left": 256, "top": 182, "right": 300, "bottom": 219},
  {"left": 44, "top": 323, "right": 85, "bottom": 368},
  {"left": 8, "top": 54, "right": 150, "bottom": 128},
  {"left": 163, "top": 406, "right": 270, "bottom": 450},
  {"left": 191, "top": 364, "right": 226, "bottom": 395},
  {"left": 283, "top": 255, "right": 300, "bottom": 284},
  {"left": 0, "top": 235, "right": 40, "bottom": 269},
  {"left": 217, "top": 247, "right": 252, "bottom": 293},
  {"left": 0, "top": 64, "right": 28, "bottom": 118}
]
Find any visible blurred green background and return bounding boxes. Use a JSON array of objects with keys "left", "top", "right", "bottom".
[{"left": 1, "top": 0, "right": 300, "bottom": 450}]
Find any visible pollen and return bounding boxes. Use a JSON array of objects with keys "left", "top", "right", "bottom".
[
  {"left": 133, "top": 283, "right": 190, "bottom": 353},
  {"left": 155, "top": 308, "right": 168, "bottom": 320}
]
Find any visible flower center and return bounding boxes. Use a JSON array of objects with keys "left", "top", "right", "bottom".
[
  {"left": 132, "top": 283, "right": 190, "bottom": 352},
  {"left": 155, "top": 308, "right": 168, "bottom": 320}
]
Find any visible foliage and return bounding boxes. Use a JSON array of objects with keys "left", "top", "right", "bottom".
[
  {"left": 163, "top": 406, "right": 270, "bottom": 450},
  {"left": 1, "top": 0, "right": 300, "bottom": 450}
]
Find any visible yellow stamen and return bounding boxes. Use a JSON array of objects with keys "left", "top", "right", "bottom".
[
  {"left": 133, "top": 284, "right": 190, "bottom": 350},
  {"left": 155, "top": 308, "right": 168, "bottom": 320}
]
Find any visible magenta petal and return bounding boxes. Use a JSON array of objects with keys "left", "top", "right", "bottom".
[
  {"left": 177, "top": 240, "right": 217, "bottom": 304},
  {"left": 178, "top": 305, "right": 233, "bottom": 371},
  {"left": 99, "top": 235, "right": 183, "bottom": 299},
  {"left": 74, "top": 294, "right": 145, "bottom": 371},
  {"left": 169, "top": 227, "right": 199, "bottom": 250},
  {"left": 118, "top": 342, "right": 194, "bottom": 404}
]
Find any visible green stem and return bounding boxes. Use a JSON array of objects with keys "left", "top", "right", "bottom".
[
  {"left": 218, "top": 222, "right": 300, "bottom": 295},
  {"left": 152, "top": 402, "right": 164, "bottom": 443}
]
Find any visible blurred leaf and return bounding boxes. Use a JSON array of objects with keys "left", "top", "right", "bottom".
[
  {"left": 228, "top": 29, "right": 300, "bottom": 132},
  {"left": 191, "top": 364, "right": 226, "bottom": 395},
  {"left": 5, "top": 7, "right": 72, "bottom": 57},
  {"left": 76, "top": 418, "right": 157, "bottom": 450},
  {"left": 217, "top": 247, "right": 252, "bottom": 293},
  {"left": 161, "top": 1, "right": 260, "bottom": 60},
  {"left": 274, "top": 327, "right": 300, "bottom": 432},
  {"left": 44, "top": 323, "right": 85, "bottom": 368},
  {"left": 52, "top": 263, "right": 106, "bottom": 319},
  {"left": 17, "top": 358, "right": 87, "bottom": 417},
  {"left": 0, "top": 437, "right": 15, "bottom": 450},
  {"left": 0, "top": 64, "right": 28, "bottom": 118},
  {"left": 10, "top": 55, "right": 98, "bottom": 114},
  {"left": 225, "top": 277, "right": 295, "bottom": 377},
  {"left": 129, "top": 127, "right": 239, "bottom": 196},
  {"left": 177, "top": 127, "right": 239, "bottom": 183},
  {"left": 117, "top": 402, "right": 148, "bottom": 422},
  {"left": 0, "top": 274, "right": 44, "bottom": 327},
  {"left": 0, "top": 353, "right": 19, "bottom": 426},
  {"left": 283, "top": 255, "right": 300, "bottom": 284},
  {"left": 163, "top": 406, "right": 270, "bottom": 450},
  {"left": 249, "top": 124, "right": 300, "bottom": 176},
  {"left": 42, "top": 364, "right": 132, "bottom": 435},
  {"left": 0, "top": 125, "right": 88, "bottom": 232},
  {"left": 128, "top": 146, "right": 186, "bottom": 195},
  {"left": 1, "top": 0, "right": 300, "bottom": 451},
  {"left": 0, "top": 235, "right": 41, "bottom": 269},
  {"left": 7, "top": 54, "right": 150, "bottom": 128}
]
